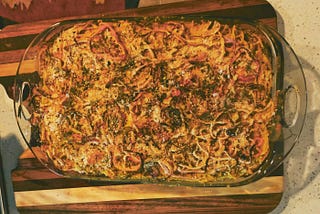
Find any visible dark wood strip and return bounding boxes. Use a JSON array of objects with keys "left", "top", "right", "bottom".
[
  {"left": 0, "top": 75, "right": 15, "bottom": 99},
  {"left": 170, "top": 4, "right": 276, "bottom": 20},
  {"left": 13, "top": 158, "right": 44, "bottom": 170},
  {"left": 16, "top": 193, "right": 283, "bottom": 214},
  {"left": 0, "top": 17, "right": 17, "bottom": 29},
  {"left": 12, "top": 168, "right": 62, "bottom": 183},
  {"left": 13, "top": 178, "right": 126, "bottom": 192},
  {"left": 0, "top": 34, "right": 37, "bottom": 52},
  {"left": 0, "top": 49, "right": 25, "bottom": 64}
]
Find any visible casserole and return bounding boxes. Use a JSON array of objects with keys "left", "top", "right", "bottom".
[{"left": 13, "top": 16, "right": 306, "bottom": 186}]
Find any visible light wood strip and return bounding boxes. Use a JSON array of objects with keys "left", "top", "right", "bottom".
[
  {"left": 139, "top": 0, "right": 193, "bottom": 7},
  {"left": 15, "top": 176, "right": 283, "bottom": 207},
  {"left": 0, "top": 60, "right": 36, "bottom": 77}
]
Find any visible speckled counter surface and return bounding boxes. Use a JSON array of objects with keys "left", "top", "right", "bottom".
[
  {"left": 267, "top": 0, "right": 320, "bottom": 213},
  {"left": 0, "top": 0, "right": 320, "bottom": 213}
]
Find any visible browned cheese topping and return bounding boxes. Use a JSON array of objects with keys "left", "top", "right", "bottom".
[{"left": 32, "top": 19, "right": 277, "bottom": 183}]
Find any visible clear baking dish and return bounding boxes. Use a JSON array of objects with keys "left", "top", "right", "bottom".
[{"left": 13, "top": 16, "right": 307, "bottom": 187}]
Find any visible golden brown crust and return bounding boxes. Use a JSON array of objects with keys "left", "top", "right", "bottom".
[{"left": 32, "top": 19, "right": 276, "bottom": 182}]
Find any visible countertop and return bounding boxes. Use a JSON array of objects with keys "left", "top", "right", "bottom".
[
  {"left": 0, "top": 0, "right": 319, "bottom": 213},
  {"left": 267, "top": 0, "right": 320, "bottom": 213}
]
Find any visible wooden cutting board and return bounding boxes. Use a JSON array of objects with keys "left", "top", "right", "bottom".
[{"left": 1, "top": 0, "right": 283, "bottom": 213}]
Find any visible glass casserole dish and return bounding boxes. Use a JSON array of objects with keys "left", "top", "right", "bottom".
[{"left": 13, "top": 16, "right": 307, "bottom": 187}]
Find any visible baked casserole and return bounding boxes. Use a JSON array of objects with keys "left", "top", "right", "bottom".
[{"left": 30, "top": 18, "right": 278, "bottom": 183}]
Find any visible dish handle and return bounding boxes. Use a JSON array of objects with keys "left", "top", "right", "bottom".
[{"left": 261, "top": 24, "right": 307, "bottom": 173}]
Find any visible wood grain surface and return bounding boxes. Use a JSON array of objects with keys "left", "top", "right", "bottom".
[
  {"left": 0, "top": 0, "right": 126, "bottom": 23},
  {"left": 0, "top": 0, "right": 284, "bottom": 213}
]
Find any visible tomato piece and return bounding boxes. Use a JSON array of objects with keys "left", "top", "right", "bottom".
[{"left": 238, "top": 74, "right": 256, "bottom": 83}]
